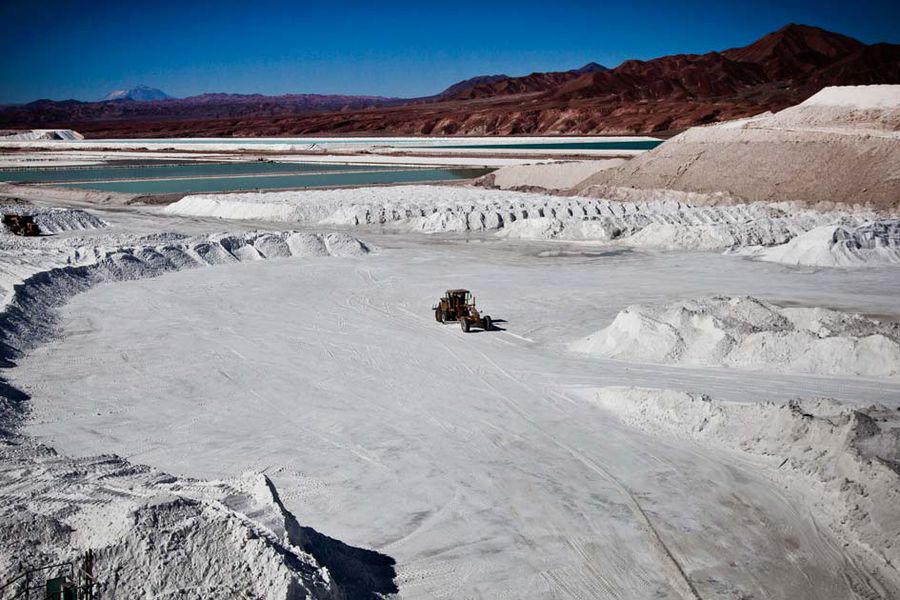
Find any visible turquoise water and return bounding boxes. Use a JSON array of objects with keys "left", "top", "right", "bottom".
[
  {"left": 418, "top": 140, "right": 662, "bottom": 150},
  {"left": 0, "top": 162, "right": 386, "bottom": 183},
  {"left": 74, "top": 138, "right": 661, "bottom": 151},
  {"left": 54, "top": 168, "right": 492, "bottom": 194}
]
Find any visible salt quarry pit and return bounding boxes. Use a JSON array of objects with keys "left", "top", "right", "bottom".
[{"left": 1, "top": 86, "right": 900, "bottom": 599}]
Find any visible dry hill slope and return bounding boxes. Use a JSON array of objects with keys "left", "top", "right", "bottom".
[{"left": 574, "top": 85, "right": 900, "bottom": 211}]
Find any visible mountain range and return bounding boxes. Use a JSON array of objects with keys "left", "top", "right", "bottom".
[{"left": 1, "top": 24, "right": 898, "bottom": 137}]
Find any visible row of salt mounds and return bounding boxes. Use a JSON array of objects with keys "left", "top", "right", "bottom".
[
  {"left": 590, "top": 387, "right": 900, "bottom": 596},
  {"left": 572, "top": 296, "right": 900, "bottom": 379},
  {"left": 0, "top": 229, "right": 391, "bottom": 598},
  {"left": 0, "top": 205, "right": 107, "bottom": 234},
  {"left": 166, "top": 185, "right": 849, "bottom": 248},
  {"left": 573, "top": 85, "right": 900, "bottom": 211},
  {"left": 744, "top": 220, "right": 900, "bottom": 267}
]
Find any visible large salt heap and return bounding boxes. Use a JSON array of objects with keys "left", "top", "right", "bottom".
[{"left": 572, "top": 296, "right": 900, "bottom": 379}]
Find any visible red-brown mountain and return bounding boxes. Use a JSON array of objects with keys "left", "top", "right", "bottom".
[
  {"left": 440, "top": 24, "right": 894, "bottom": 105},
  {"left": 2, "top": 24, "right": 898, "bottom": 137},
  {"left": 721, "top": 24, "right": 864, "bottom": 79},
  {"left": 437, "top": 63, "right": 609, "bottom": 100}
]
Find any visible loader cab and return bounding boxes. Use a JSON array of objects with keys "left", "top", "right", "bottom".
[{"left": 445, "top": 289, "right": 472, "bottom": 308}]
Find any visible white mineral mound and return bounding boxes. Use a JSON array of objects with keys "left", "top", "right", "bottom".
[
  {"left": 0, "top": 205, "right": 107, "bottom": 234},
  {"left": 746, "top": 220, "right": 900, "bottom": 267},
  {"left": 0, "top": 446, "right": 338, "bottom": 599},
  {"left": 590, "top": 386, "right": 900, "bottom": 593},
  {"left": 764, "top": 84, "right": 900, "bottom": 131},
  {"left": 620, "top": 219, "right": 798, "bottom": 251},
  {"left": 496, "top": 217, "right": 623, "bottom": 241},
  {"left": 804, "top": 84, "right": 900, "bottom": 109},
  {"left": 572, "top": 296, "right": 900, "bottom": 379},
  {"left": 0, "top": 129, "right": 84, "bottom": 141}
]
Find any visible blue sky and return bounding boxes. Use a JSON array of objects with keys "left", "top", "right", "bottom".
[{"left": 1, "top": 0, "right": 898, "bottom": 103}]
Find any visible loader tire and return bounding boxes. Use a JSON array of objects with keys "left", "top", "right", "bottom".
[
  {"left": 442, "top": 310, "right": 450, "bottom": 322},
  {"left": 435, "top": 308, "right": 443, "bottom": 322},
  {"left": 461, "top": 319, "right": 470, "bottom": 333},
  {"left": 482, "top": 316, "right": 492, "bottom": 331}
]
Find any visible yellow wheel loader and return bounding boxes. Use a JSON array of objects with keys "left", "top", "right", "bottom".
[{"left": 433, "top": 289, "right": 492, "bottom": 332}]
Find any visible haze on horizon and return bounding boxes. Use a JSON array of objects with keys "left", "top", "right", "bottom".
[{"left": 1, "top": 0, "right": 899, "bottom": 104}]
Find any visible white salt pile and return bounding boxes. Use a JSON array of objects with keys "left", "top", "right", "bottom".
[
  {"left": 590, "top": 386, "right": 900, "bottom": 594},
  {"left": 746, "top": 220, "right": 900, "bottom": 267},
  {"left": 763, "top": 84, "right": 900, "bottom": 131},
  {"left": 0, "top": 448, "right": 337, "bottom": 598},
  {"left": 496, "top": 217, "right": 624, "bottom": 241},
  {"left": 572, "top": 296, "right": 900, "bottom": 379},
  {"left": 0, "top": 205, "right": 107, "bottom": 234}
]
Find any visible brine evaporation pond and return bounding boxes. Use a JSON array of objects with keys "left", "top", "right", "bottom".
[
  {"left": 85, "top": 137, "right": 663, "bottom": 151},
  {"left": 0, "top": 162, "right": 494, "bottom": 194}
]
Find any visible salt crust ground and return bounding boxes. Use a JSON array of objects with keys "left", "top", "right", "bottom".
[
  {"left": 590, "top": 386, "right": 900, "bottom": 595},
  {"left": 0, "top": 221, "right": 388, "bottom": 599},
  {"left": 166, "top": 185, "right": 900, "bottom": 266},
  {"left": 572, "top": 296, "right": 900, "bottom": 379},
  {"left": 574, "top": 85, "right": 900, "bottom": 210},
  {"left": 25, "top": 238, "right": 900, "bottom": 599}
]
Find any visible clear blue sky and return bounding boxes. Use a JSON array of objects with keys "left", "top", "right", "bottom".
[{"left": 1, "top": 0, "right": 898, "bottom": 104}]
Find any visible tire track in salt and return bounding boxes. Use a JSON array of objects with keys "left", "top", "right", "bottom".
[{"left": 437, "top": 329, "right": 703, "bottom": 599}]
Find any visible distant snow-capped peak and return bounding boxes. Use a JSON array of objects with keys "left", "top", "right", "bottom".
[{"left": 101, "top": 85, "right": 173, "bottom": 102}]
